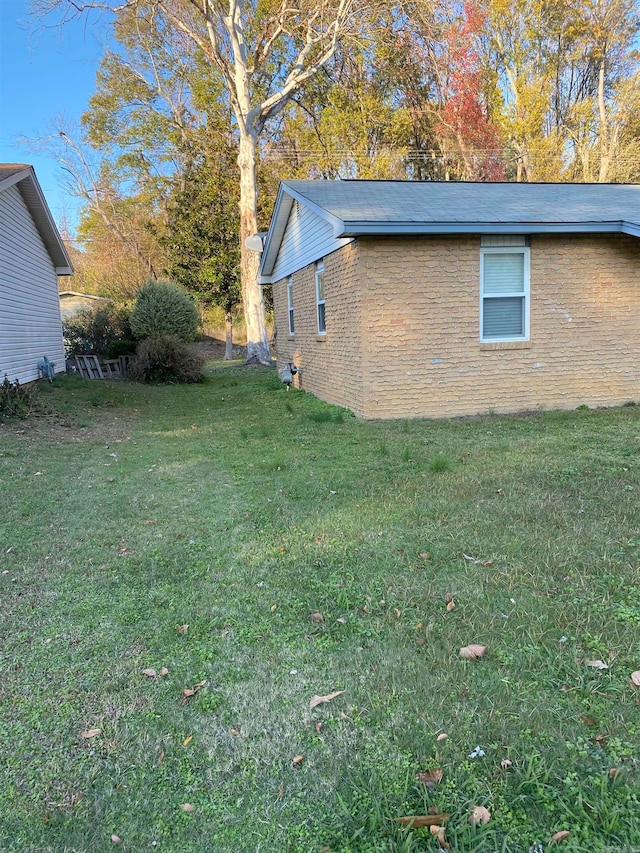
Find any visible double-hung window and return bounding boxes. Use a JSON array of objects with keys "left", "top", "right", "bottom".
[
  {"left": 316, "top": 260, "right": 326, "bottom": 334},
  {"left": 480, "top": 237, "right": 530, "bottom": 341},
  {"left": 287, "top": 276, "right": 295, "bottom": 335}
]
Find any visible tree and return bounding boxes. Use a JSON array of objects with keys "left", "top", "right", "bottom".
[{"left": 34, "top": 0, "right": 365, "bottom": 364}]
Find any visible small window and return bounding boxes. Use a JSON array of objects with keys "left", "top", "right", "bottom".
[
  {"left": 316, "top": 261, "right": 326, "bottom": 334},
  {"left": 480, "top": 246, "right": 529, "bottom": 341},
  {"left": 287, "top": 276, "right": 294, "bottom": 335}
]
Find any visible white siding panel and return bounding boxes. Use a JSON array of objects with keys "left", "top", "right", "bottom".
[
  {"left": 0, "top": 185, "right": 66, "bottom": 384},
  {"left": 271, "top": 201, "right": 353, "bottom": 281}
]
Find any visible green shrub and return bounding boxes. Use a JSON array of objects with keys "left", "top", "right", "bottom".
[
  {"left": 128, "top": 335, "right": 205, "bottom": 384},
  {"left": 106, "top": 339, "right": 138, "bottom": 359},
  {"left": 0, "top": 375, "right": 40, "bottom": 418},
  {"left": 63, "top": 305, "right": 133, "bottom": 357},
  {"left": 129, "top": 280, "right": 199, "bottom": 342}
]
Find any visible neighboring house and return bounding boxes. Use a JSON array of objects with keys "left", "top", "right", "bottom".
[
  {"left": 260, "top": 180, "right": 640, "bottom": 419},
  {"left": 59, "top": 291, "right": 109, "bottom": 320},
  {"left": 0, "top": 164, "right": 72, "bottom": 384}
]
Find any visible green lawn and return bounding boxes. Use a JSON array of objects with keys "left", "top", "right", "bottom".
[{"left": 1, "top": 369, "right": 639, "bottom": 853}]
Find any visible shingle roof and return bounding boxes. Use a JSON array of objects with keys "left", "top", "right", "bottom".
[
  {"left": 0, "top": 163, "right": 73, "bottom": 274},
  {"left": 259, "top": 180, "right": 640, "bottom": 279}
]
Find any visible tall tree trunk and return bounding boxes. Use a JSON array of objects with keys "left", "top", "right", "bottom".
[
  {"left": 225, "top": 309, "right": 234, "bottom": 360},
  {"left": 238, "top": 129, "right": 271, "bottom": 364},
  {"left": 597, "top": 58, "right": 612, "bottom": 183}
]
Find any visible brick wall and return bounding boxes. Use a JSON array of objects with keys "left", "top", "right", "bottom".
[
  {"left": 273, "top": 241, "right": 365, "bottom": 415},
  {"left": 274, "top": 232, "right": 640, "bottom": 419}
]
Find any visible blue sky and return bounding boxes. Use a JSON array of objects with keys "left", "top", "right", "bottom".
[{"left": 0, "top": 0, "right": 104, "bottom": 232}]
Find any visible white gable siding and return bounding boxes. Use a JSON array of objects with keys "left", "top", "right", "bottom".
[
  {"left": 271, "top": 200, "right": 353, "bottom": 281},
  {"left": 0, "top": 185, "right": 65, "bottom": 384}
]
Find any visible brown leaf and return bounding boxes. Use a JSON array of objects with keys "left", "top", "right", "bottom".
[
  {"left": 159, "top": 667, "right": 168, "bottom": 677},
  {"left": 436, "top": 732, "right": 449, "bottom": 742},
  {"left": 230, "top": 727, "right": 240, "bottom": 736},
  {"left": 446, "top": 600, "right": 456, "bottom": 612},
  {"left": 419, "top": 552, "right": 431, "bottom": 561},
  {"left": 142, "top": 668, "right": 158, "bottom": 678},
  {"left": 445, "top": 592, "right": 454, "bottom": 603},
  {"left": 500, "top": 758, "right": 512, "bottom": 770},
  {"left": 177, "top": 624, "right": 188, "bottom": 633},
  {"left": 630, "top": 670, "right": 640, "bottom": 687},
  {"left": 292, "top": 755, "right": 304, "bottom": 766},
  {"left": 609, "top": 767, "right": 620, "bottom": 779},
  {"left": 111, "top": 835, "right": 122, "bottom": 844},
  {"left": 180, "top": 803, "right": 195, "bottom": 813},
  {"left": 590, "top": 732, "right": 607, "bottom": 745},
  {"left": 309, "top": 690, "right": 345, "bottom": 709},
  {"left": 430, "top": 825, "right": 450, "bottom": 849},
  {"left": 81, "top": 729, "right": 101, "bottom": 739},
  {"left": 585, "top": 659, "right": 609, "bottom": 670},
  {"left": 468, "top": 806, "right": 491, "bottom": 825},
  {"left": 157, "top": 751, "right": 165, "bottom": 764},
  {"left": 550, "top": 830, "right": 571, "bottom": 843},
  {"left": 270, "top": 603, "right": 278, "bottom": 613},
  {"left": 309, "top": 612, "right": 324, "bottom": 623},
  {"left": 580, "top": 714, "right": 599, "bottom": 727},
  {"left": 395, "top": 814, "right": 449, "bottom": 829},
  {"left": 180, "top": 680, "right": 206, "bottom": 705},
  {"left": 459, "top": 644, "right": 487, "bottom": 660},
  {"left": 393, "top": 608, "right": 402, "bottom": 618},
  {"left": 416, "top": 768, "right": 443, "bottom": 789},
  {"left": 183, "top": 735, "right": 193, "bottom": 746},
  {"left": 315, "top": 721, "right": 323, "bottom": 733}
]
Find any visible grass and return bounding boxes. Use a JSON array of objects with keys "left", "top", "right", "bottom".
[{"left": 1, "top": 369, "right": 639, "bottom": 852}]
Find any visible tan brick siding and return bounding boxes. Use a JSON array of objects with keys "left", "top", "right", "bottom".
[
  {"left": 274, "top": 232, "right": 640, "bottom": 420},
  {"left": 273, "top": 242, "right": 365, "bottom": 415}
]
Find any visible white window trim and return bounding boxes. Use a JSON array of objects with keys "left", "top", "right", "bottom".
[
  {"left": 480, "top": 246, "right": 530, "bottom": 342},
  {"left": 287, "top": 276, "right": 294, "bottom": 335},
  {"left": 315, "top": 260, "right": 326, "bottom": 335}
]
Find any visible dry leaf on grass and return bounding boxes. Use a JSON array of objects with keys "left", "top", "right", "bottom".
[
  {"left": 180, "top": 803, "right": 195, "bottom": 813},
  {"left": 609, "top": 768, "right": 620, "bottom": 779},
  {"left": 270, "top": 604, "right": 278, "bottom": 613},
  {"left": 429, "top": 825, "right": 450, "bottom": 849},
  {"left": 309, "top": 612, "right": 324, "bottom": 623},
  {"left": 446, "top": 599, "right": 456, "bottom": 612},
  {"left": 436, "top": 732, "right": 449, "bottom": 742},
  {"left": 309, "top": 690, "right": 345, "bottom": 709},
  {"left": 500, "top": 758, "right": 512, "bottom": 770},
  {"left": 157, "top": 751, "right": 165, "bottom": 764},
  {"left": 395, "top": 814, "right": 449, "bottom": 828},
  {"left": 142, "top": 668, "right": 158, "bottom": 678},
  {"left": 468, "top": 806, "right": 491, "bottom": 825},
  {"left": 585, "top": 660, "right": 609, "bottom": 670},
  {"left": 160, "top": 667, "right": 169, "bottom": 677},
  {"left": 180, "top": 680, "right": 206, "bottom": 705},
  {"left": 111, "top": 835, "right": 122, "bottom": 844},
  {"left": 630, "top": 670, "right": 640, "bottom": 688},
  {"left": 292, "top": 755, "right": 304, "bottom": 766},
  {"left": 460, "top": 644, "right": 487, "bottom": 660},
  {"left": 580, "top": 714, "right": 599, "bottom": 727},
  {"left": 81, "top": 729, "right": 101, "bottom": 739},
  {"left": 183, "top": 735, "right": 193, "bottom": 746},
  {"left": 177, "top": 624, "right": 188, "bottom": 634},
  {"left": 550, "top": 830, "right": 571, "bottom": 843},
  {"left": 416, "top": 768, "right": 443, "bottom": 789}
]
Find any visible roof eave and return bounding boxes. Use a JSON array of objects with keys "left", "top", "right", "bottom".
[{"left": 337, "top": 220, "right": 629, "bottom": 237}]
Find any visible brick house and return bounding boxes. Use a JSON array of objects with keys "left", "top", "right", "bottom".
[{"left": 259, "top": 180, "right": 640, "bottom": 419}]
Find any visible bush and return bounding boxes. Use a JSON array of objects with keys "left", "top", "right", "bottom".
[
  {"left": 128, "top": 335, "right": 205, "bottom": 384},
  {"left": 0, "top": 375, "right": 40, "bottom": 418},
  {"left": 63, "top": 304, "right": 133, "bottom": 357},
  {"left": 129, "top": 280, "right": 199, "bottom": 342}
]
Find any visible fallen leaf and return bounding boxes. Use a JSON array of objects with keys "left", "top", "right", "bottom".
[
  {"left": 180, "top": 680, "right": 206, "bottom": 705},
  {"left": 445, "top": 592, "right": 454, "bottom": 603},
  {"left": 630, "top": 670, "right": 640, "bottom": 687},
  {"left": 468, "top": 805, "right": 491, "bottom": 825},
  {"left": 416, "top": 768, "right": 443, "bottom": 789},
  {"left": 183, "top": 735, "right": 193, "bottom": 746},
  {"left": 292, "top": 755, "right": 304, "bottom": 766},
  {"left": 315, "top": 721, "right": 323, "bottom": 733},
  {"left": 419, "top": 552, "right": 431, "bottom": 561},
  {"left": 460, "top": 644, "right": 487, "bottom": 660},
  {"left": 590, "top": 732, "right": 607, "bottom": 745},
  {"left": 111, "top": 835, "right": 122, "bottom": 844},
  {"left": 550, "top": 830, "right": 571, "bottom": 843},
  {"left": 436, "top": 732, "right": 449, "bottom": 742},
  {"left": 157, "top": 751, "right": 164, "bottom": 764},
  {"left": 393, "top": 608, "right": 402, "bottom": 618},
  {"left": 309, "top": 612, "right": 324, "bottom": 623},
  {"left": 180, "top": 803, "right": 195, "bottom": 813},
  {"left": 270, "top": 604, "right": 278, "bottom": 613},
  {"left": 430, "top": 825, "right": 450, "bottom": 849},
  {"left": 230, "top": 727, "right": 240, "bottom": 736},
  {"left": 580, "top": 714, "right": 599, "bottom": 727},
  {"left": 446, "top": 600, "right": 456, "bottom": 612},
  {"left": 609, "top": 768, "right": 620, "bottom": 779},
  {"left": 395, "top": 814, "right": 450, "bottom": 828},
  {"left": 336, "top": 617, "right": 347, "bottom": 624},
  {"left": 177, "top": 624, "right": 188, "bottom": 633},
  {"left": 81, "top": 729, "right": 101, "bottom": 739},
  {"left": 142, "top": 668, "right": 158, "bottom": 678},
  {"left": 585, "top": 660, "right": 609, "bottom": 670},
  {"left": 500, "top": 758, "right": 512, "bottom": 769},
  {"left": 160, "top": 667, "right": 169, "bottom": 677},
  {"left": 309, "top": 690, "right": 345, "bottom": 708}
]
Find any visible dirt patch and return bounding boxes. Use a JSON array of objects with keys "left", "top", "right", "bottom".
[
  {"left": 189, "top": 336, "right": 246, "bottom": 361},
  {"left": 0, "top": 411, "right": 133, "bottom": 446}
]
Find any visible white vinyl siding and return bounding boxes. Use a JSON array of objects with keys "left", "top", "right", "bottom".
[
  {"left": 287, "top": 276, "right": 294, "bottom": 335},
  {"left": 316, "top": 261, "right": 326, "bottom": 334},
  {"left": 271, "top": 201, "right": 353, "bottom": 282},
  {"left": 0, "top": 185, "right": 65, "bottom": 383},
  {"left": 480, "top": 245, "right": 530, "bottom": 341}
]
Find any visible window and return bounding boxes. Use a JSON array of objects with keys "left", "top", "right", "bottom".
[
  {"left": 287, "top": 276, "right": 294, "bottom": 335},
  {"left": 315, "top": 260, "right": 326, "bottom": 334},
  {"left": 480, "top": 240, "right": 530, "bottom": 341}
]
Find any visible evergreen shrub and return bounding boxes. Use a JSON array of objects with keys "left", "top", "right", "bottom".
[{"left": 129, "top": 280, "right": 199, "bottom": 342}]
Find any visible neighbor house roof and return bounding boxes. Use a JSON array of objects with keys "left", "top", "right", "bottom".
[
  {"left": 260, "top": 180, "right": 640, "bottom": 279},
  {"left": 0, "top": 163, "right": 73, "bottom": 275}
]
